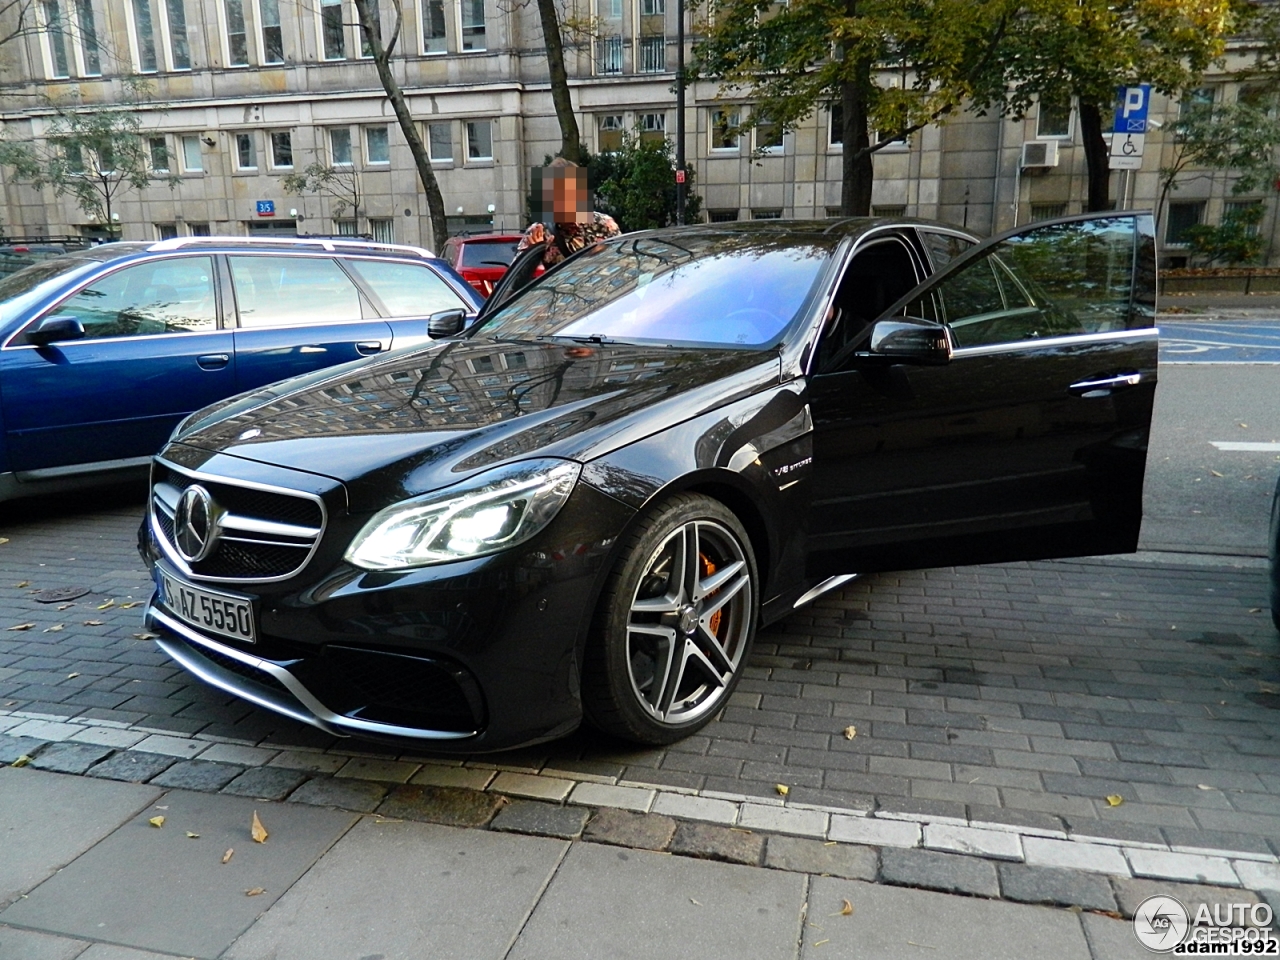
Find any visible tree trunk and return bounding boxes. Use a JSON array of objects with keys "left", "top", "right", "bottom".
[
  {"left": 1079, "top": 101, "right": 1111, "bottom": 212},
  {"left": 353, "top": 0, "right": 450, "bottom": 249},
  {"left": 839, "top": 68, "right": 873, "bottom": 216},
  {"left": 536, "top": 0, "right": 583, "bottom": 163}
]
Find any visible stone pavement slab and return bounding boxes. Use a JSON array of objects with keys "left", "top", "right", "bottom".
[
  {"left": 0, "top": 768, "right": 159, "bottom": 909},
  {"left": 0, "top": 788, "right": 358, "bottom": 959},
  {"left": 507, "top": 841, "right": 807, "bottom": 960},
  {"left": 0, "top": 925, "right": 88, "bottom": 960},
  {"left": 800, "top": 876, "right": 1093, "bottom": 959},
  {"left": 222, "top": 818, "right": 567, "bottom": 960},
  {"left": 1080, "top": 913, "right": 1151, "bottom": 960}
]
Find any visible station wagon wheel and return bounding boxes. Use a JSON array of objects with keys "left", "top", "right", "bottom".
[{"left": 583, "top": 493, "right": 758, "bottom": 744}]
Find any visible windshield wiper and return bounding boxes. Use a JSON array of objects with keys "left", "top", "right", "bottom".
[{"left": 535, "top": 333, "right": 626, "bottom": 345}]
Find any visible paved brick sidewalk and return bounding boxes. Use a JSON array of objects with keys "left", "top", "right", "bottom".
[{"left": 2, "top": 492, "right": 1277, "bottom": 867}]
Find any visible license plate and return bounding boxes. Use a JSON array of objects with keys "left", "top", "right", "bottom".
[{"left": 158, "top": 570, "right": 256, "bottom": 644}]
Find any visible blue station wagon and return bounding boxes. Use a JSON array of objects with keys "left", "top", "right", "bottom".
[{"left": 0, "top": 237, "right": 483, "bottom": 502}]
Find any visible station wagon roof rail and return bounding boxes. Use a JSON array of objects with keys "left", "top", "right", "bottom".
[{"left": 146, "top": 236, "right": 437, "bottom": 259}]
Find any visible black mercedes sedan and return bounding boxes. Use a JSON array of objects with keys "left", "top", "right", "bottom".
[{"left": 141, "top": 213, "right": 1158, "bottom": 750}]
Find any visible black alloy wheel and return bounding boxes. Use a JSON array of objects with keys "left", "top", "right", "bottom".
[{"left": 583, "top": 493, "right": 758, "bottom": 744}]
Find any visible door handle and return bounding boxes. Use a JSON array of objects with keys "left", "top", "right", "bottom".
[
  {"left": 355, "top": 340, "right": 385, "bottom": 356},
  {"left": 1069, "top": 372, "right": 1141, "bottom": 396},
  {"left": 196, "top": 354, "right": 230, "bottom": 370}
]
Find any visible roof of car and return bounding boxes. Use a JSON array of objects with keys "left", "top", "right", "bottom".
[{"left": 57, "top": 236, "right": 440, "bottom": 264}]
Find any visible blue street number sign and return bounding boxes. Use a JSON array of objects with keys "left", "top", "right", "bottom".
[
  {"left": 1113, "top": 85, "right": 1151, "bottom": 134},
  {"left": 256, "top": 200, "right": 275, "bottom": 217}
]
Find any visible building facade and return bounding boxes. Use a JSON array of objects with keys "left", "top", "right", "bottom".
[{"left": 1, "top": 0, "right": 1276, "bottom": 264}]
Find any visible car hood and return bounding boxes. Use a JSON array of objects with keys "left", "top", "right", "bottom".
[{"left": 172, "top": 338, "right": 779, "bottom": 511}]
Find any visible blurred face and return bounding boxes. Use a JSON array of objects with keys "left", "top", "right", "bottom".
[{"left": 532, "top": 165, "right": 593, "bottom": 224}]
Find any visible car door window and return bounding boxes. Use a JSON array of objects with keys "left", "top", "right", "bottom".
[
  {"left": 43, "top": 256, "right": 216, "bottom": 340},
  {"left": 819, "top": 237, "right": 927, "bottom": 371},
  {"left": 919, "top": 231, "right": 975, "bottom": 270},
  {"left": 345, "top": 259, "right": 469, "bottom": 317},
  {"left": 936, "top": 217, "right": 1137, "bottom": 348},
  {"left": 229, "top": 256, "right": 363, "bottom": 327}
]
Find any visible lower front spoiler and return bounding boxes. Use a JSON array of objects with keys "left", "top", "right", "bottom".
[{"left": 146, "top": 603, "right": 478, "bottom": 743}]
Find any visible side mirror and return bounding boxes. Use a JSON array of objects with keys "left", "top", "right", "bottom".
[
  {"left": 27, "top": 315, "right": 86, "bottom": 347},
  {"left": 865, "top": 317, "right": 951, "bottom": 365},
  {"left": 428, "top": 308, "right": 467, "bottom": 339}
]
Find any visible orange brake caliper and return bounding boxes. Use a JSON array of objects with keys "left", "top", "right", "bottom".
[{"left": 700, "top": 553, "right": 722, "bottom": 636}]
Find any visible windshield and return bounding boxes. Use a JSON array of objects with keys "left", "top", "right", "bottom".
[
  {"left": 0, "top": 256, "right": 101, "bottom": 327},
  {"left": 472, "top": 232, "right": 835, "bottom": 348},
  {"left": 461, "top": 240, "right": 519, "bottom": 268}
]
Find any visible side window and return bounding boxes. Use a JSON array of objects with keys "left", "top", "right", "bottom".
[
  {"left": 939, "top": 217, "right": 1136, "bottom": 348},
  {"left": 820, "top": 237, "right": 926, "bottom": 371},
  {"left": 919, "top": 231, "right": 975, "bottom": 271},
  {"left": 228, "top": 256, "right": 363, "bottom": 327},
  {"left": 344, "top": 259, "right": 469, "bottom": 317},
  {"left": 45, "top": 256, "right": 216, "bottom": 340}
]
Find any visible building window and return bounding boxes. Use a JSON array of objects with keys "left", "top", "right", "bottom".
[
  {"left": 224, "top": 0, "right": 248, "bottom": 65},
  {"left": 149, "top": 136, "right": 169, "bottom": 172},
  {"left": 710, "top": 109, "right": 739, "bottom": 150},
  {"left": 1036, "top": 99, "right": 1072, "bottom": 138},
  {"left": 1179, "top": 86, "right": 1215, "bottom": 118},
  {"left": 598, "top": 114, "right": 624, "bottom": 153},
  {"left": 872, "top": 205, "right": 906, "bottom": 217},
  {"left": 75, "top": 0, "right": 102, "bottom": 74},
  {"left": 236, "top": 132, "right": 257, "bottom": 169},
  {"left": 427, "top": 121, "right": 452, "bottom": 162},
  {"left": 754, "top": 113, "right": 782, "bottom": 153},
  {"left": 44, "top": 0, "right": 71, "bottom": 77},
  {"left": 1029, "top": 202, "right": 1067, "bottom": 221},
  {"left": 132, "top": 0, "right": 158, "bottom": 71},
  {"left": 597, "top": 35, "right": 622, "bottom": 74},
  {"left": 1225, "top": 200, "right": 1264, "bottom": 235},
  {"left": 1165, "top": 201, "right": 1204, "bottom": 245},
  {"left": 640, "top": 0, "right": 663, "bottom": 12},
  {"left": 752, "top": 209, "right": 782, "bottom": 219},
  {"left": 359, "top": 0, "right": 379, "bottom": 55},
  {"left": 189, "top": 222, "right": 211, "bottom": 235},
  {"left": 321, "top": 0, "right": 346, "bottom": 59},
  {"left": 260, "top": 0, "right": 283, "bottom": 62},
  {"left": 466, "top": 120, "right": 492, "bottom": 161},
  {"left": 708, "top": 209, "right": 738, "bottom": 222},
  {"left": 164, "top": 0, "right": 191, "bottom": 69},
  {"left": 460, "top": 0, "right": 484, "bottom": 50},
  {"left": 423, "top": 0, "right": 446, "bottom": 52},
  {"left": 366, "top": 125, "right": 390, "bottom": 164},
  {"left": 828, "top": 102, "right": 842, "bottom": 147},
  {"left": 330, "top": 127, "right": 353, "bottom": 165},
  {"left": 638, "top": 35, "right": 664, "bottom": 72},
  {"left": 334, "top": 218, "right": 358, "bottom": 235},
  {"left": 156, "top": 222, "right": 179, "bottom": 240},
  {"left": 270, "top": 130, "right": 293, "bottom": 168},
  {"left": 639, "top": 112, "right": 665, "bottom": 143},
  {"left": 370, "top": 218, "right": 393, "bottom": 243},
  {"left": 181, "top": 134, "right": 203, "bottom": 172}
]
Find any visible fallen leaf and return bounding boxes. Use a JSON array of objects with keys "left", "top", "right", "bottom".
[
  {"left": 1197, "top": 784, "right": 1216, "bottom": 791},
  {"left": 120, "top": 601, "right": 141, "bottom": 609},
  {"left": 7, "top": 623, "right": 34, "bottom": 631},
  {"left": 823, "top": 841, "right": 837, "bottom": 846},
  {"left": 1105, "top": 794, "right": 1123, "bottom": 807},
  {"left": 1239, "top": 422, "right": 1248, "bottom": 428},
  {"left": 222, "top": 848, "right": 234, "bottom": 864},
  {"left": 58, "top": 603, "right": 74, "bottom": 610},
  {"left": 66, "top": 672, "right": 79, "bottom": 679},
  {"left": 813, "top": 940, "right": 830, "bottom": 948},
  {"left": 0, "top": 538, "right": 9, "bottom": 544},
  {"left": 1250, "top": 608, "right": 1263, "bottom": 614},
  {"left": 840, "top": 899, "right": 853, "bottom": 915},
  {"left": 690, "top": 897, "right": 702, "bottom": 906},
  {"left": 251, "top": 810, "right": 268, "bottom": 843},
  {"left": 96, "top": 599, "right": 115, "bottom": 610},
  {"left": 133, "top": 632, "right": 160, "bottom": 640},
  {"left": 183, "top": 831, "right": 200, "bottom": 839},
  {"left": 43, "top": 624, "right": 64, "bottom": 633},
  {"left": 245, "top": 887, "right": 265, "bottom": 897},
  {"left": 843, "top": 725, "right": 857, "bottom": 740},
  {"left": 149, "top": 816, "right": 166, "bottom": 828},
  {"left": 775, "top": 784, "right": 790, "bottom": 797},
  {"left": 83, "top": 620, "right": 104, "bottom": 626},
  {"left": 10, "top": 755, "right": 32, "bottom": 767},
  {"left": 15, "top": 581, "right": 29, "bottom": 588}
]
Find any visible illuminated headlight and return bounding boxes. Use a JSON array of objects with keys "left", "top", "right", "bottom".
[{"left": 345, "top": 459, "right": 581, "bottom": 570}]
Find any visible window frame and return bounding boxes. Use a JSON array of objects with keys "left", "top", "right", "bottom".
[
  {"left": 41, "top": 0, "right": 72, "bottom": 79},
  {"left": 269, "top": 130, "right": 294, "bottom": 170},
  {"left": 148, "top": 136, "right": 170, "bottom": 173},
  {"left": 365, "top": 125, "right": 391, "bottom": 165},
  {"left": 256, "top": 0, "right": 283, "bottom": 63},
  {"left": 73, "top": 0, "right": 103, "bottom": 76},
  {"left": 421, "top": 0, "right": 447, "bottom": 53},
  {"left": 426, "top": 121, "right": 453, "bottom": 163},
  {"left": 709, "top": 108, "right": 740, "bottom": 152},
  {"left": 459, "top": 0, "right": 485, "bottom": 51},
  {"left": 180, "top": 134, "right": 204, "bottom": 173},
  {"left": 127, "top": 0, "right": 159, "bottom": 73},
  {"left": 161, "top": 0, "right": 192, "bottom": 71},
  {"left": 465, "top": 119, "right": 493, "bottom": 162},
  {"left": 1036, "top": 99, "right": 1073, "bottom": 140},
  {"left": 1164, "top": 200, "right": 1205, "bottom": 246},
  {"left": 319, "top": 0, "right": 347, "bottom": 60},
  {"left": 235, "top": 131, "right": 258, "bottom": 171},
  {"left": 220, "top": 0, "right": 251, "bottom": 66},
  {"left": 329, "top": 126, "right": 354, "bottom": 167},
  {"left": 753, "top": 112, "right": 783, "bottom": 155}
]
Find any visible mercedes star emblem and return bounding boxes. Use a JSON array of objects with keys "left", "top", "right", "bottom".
[{"left": 174, "top": 484, "right": 218, "bottom": 563}]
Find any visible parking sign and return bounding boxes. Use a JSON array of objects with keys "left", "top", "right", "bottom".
[{"left": 1109, "top": 85, "right": 1150, "bottom": 170}]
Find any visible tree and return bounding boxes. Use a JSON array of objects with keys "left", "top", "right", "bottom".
[
  {"left": 694, "top": 0, "right": 1019, "bottom": 216},
  {"left": 1184, "top": 203, "right": 1266, "bottom": 265},
  {"left": 282, "top": 161, "right": 363, "bottom": 230},
  {"left": 0, "top": 79, "right": 178, "bottom": 237},
  {"left": 969, "top": 0, "right": 1238, "bottom": 212},
  {"left": 1155, "top": 94, "right": 1280, "bottom": 234},
  {"left": 534, "top": 0, "right": 584, "bottom": 163},
  {"left": 351, "top": 0, "right": 450, "bottom": 248},
  {"left": 591, "top": 133, "right": 703, "bottom": 230}
]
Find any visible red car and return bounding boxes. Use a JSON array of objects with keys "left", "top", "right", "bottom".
[{"left": 440, "top": 232, "right": 525, "bottom": 298}]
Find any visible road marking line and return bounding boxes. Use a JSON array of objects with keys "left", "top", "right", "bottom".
[{"left": 1210, "top": 441, "right": 1280, "bottom": 452}]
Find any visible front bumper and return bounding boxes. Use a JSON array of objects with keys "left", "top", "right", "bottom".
[{"left": 142, "top": 471, "right": 635, "bottom": 752}]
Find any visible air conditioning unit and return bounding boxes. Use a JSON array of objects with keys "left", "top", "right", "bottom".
[{"left": 1021, "top": 140, "right": 1060, "bottom": 168}]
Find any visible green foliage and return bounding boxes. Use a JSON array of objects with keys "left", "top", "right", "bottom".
[
  {"left": 282, "top": 162, "right": 362, "bottom": 222},
  {"left": 591, "top": 134, "right": 703, "bottom": 232},
  {"left": 1165, "top": 95, "right": 1280, "bottom": 197},
  {"left": 1184, "top": 204, "right": 1267, "bottom": 265},
  {"left": 0, "top": 78, "right": 177, "bottom": 235}
]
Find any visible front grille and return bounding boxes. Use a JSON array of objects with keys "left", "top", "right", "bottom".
[{"left": 151, "top": 460, "right": 325, "bottom": 583}]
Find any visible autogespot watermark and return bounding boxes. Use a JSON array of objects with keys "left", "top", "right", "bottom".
[{"left": 1133, "top": 895, "right": 1279, "bottom": 954}]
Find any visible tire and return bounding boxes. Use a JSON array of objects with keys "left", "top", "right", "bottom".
[{"left": 582, "top": 493, "right": 759, "bottom": 745}]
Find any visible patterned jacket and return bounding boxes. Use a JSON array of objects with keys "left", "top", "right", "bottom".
[{"left": 517, "top": 211, "right": 621, "bottom": 266}]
